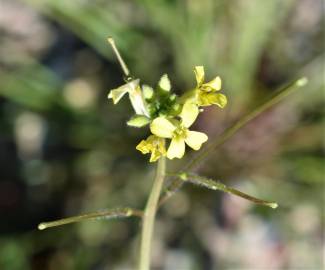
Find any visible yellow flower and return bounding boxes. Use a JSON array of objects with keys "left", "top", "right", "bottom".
[
  {"left": 150, "top": 102, "right": 208, "bottom": 159},
  {"left": 136, "top": 135, "right": 167, "bottom": 162},
  {"left": 108, "top": 79, "right": 149, "bottom": 116},
  {"left": 194, "top": 66, "right": 227, "bottom": 108}
]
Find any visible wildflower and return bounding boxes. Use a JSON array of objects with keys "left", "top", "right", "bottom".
[
  {"left": 136, "top": 135, "right": 167, "bottom": 162},
  {"left": 108, "top": 79, "right": 149, "bottom": 116},
  {"left": 150, "top": 101, "right": 208, "bottom": 159},
  {"left": 193, "top": 66, "right": 227, "bottom": 108}
]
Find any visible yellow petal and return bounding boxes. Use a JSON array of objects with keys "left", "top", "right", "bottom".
[
  {"left": 108, "top": 79, "right": 140, "bottom": 105},
  {"left": 167, "top": 137, "right": 185, "bottom": 159},
  {"left": 208, "top": 93, "right": 227, "bottom": 108},
  {"left": 149, "top": 150, "right": 161, "bottom": 162},
  {"left": 202, "top": 76, "right": 222, "bottom": 92},
  {"left": 108, "top": 86, "right": 129, "bottom": 104},
  {"left": 150, "top": 117, "right": 176, "bottom": 138},
  {"left": 197, "top": 91, "right": 212, "bottom": 106},
  {"left": 180, "top": 101, "right": 199, "bottom": 128},
  {"left": 158, "top": 139, "right": 167, "bottom": 155},
  {"left": 194, "top": 66, "right": 205, "bottom": 86},
  {"left": 136, "top": 140, "right": 151, "bottom": 154},
  {"left": 185, "top": 131, "right": 208, "bottom": 150},
  {"left": 136, "top": 135, "right": 166, "bottom": 162},
  {"left": 128, "top": 82, "right": 149, "bottom": 116}
]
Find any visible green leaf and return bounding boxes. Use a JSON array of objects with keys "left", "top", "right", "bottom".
[
  {"left": 38, "top": 207, "right": 143, "bottom": 230},
  {"left": 177, "top": 172, "right": 278, "bottom": 209}
]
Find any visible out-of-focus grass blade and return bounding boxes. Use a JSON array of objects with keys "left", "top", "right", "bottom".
[
  {"left": 23, "top": 0, "right": 142, "bottom": 60},
  {"left": 0, "top": 63, "right": 62, "bottom": 110},
  {"left": 226, "top": 0, "right": 295, "bottom": 103}
]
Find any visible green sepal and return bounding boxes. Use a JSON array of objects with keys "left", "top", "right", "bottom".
[{"left": 127, "top": 115, "right": 151, "bottom": 128}]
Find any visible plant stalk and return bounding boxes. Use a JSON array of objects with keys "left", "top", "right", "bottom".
[{"left": 139, "top": 156, "right": 166, "bottom": 270}]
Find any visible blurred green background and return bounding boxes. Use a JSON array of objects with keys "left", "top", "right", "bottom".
[{"left": 0, "top": 0, "right": 324, "bottom": 269}]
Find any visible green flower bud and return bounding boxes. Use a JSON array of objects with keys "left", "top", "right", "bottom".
[
  {"left": 127, "top": 115, "right": 151, "bottom": 128},
  {"left": 142, "top": 85, "right": 154, "bottom": 99},
  {"left": 158, "top": 74, "right": 171, "bottom": 92}
]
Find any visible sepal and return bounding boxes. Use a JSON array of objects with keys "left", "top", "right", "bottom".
[{"left": 127, "top": 115, "right": 151, "bottom": 128}]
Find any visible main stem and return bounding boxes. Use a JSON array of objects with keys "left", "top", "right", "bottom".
[{"left": 139, "top": 156, "right": 166, "bottom": 270}]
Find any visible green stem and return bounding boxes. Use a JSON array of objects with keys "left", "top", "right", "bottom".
[{"left": 139, "top": 156, "right": 166, "bottom": 270}]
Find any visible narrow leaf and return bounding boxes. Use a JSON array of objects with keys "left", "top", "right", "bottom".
[
  {"left": 176, "top": 172, "right": 278, "bottom": 209},
  {"left": 38, "top": 207, "right": 143, "bottom": 230}
]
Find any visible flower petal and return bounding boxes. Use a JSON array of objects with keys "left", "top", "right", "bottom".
[
  {"left": 207, "top": 93, "right": 227, "bottom": 108},
  {"left": 108, "top": 85, "right": 129, "bottom": 104},
  {"left": 185, "top": 131, "right": 208, "bottom": 150},
  {"left": 180, "top": 101, "right": 199, "bottom": 128},
  {"left": 127, "top": 80, "right": 149, "bottom": 116},
  {"left": 158, "top": 140, "right": 167, "bottom": 155},
  {"left": 194, "top": 66, "right": 205, "bottom": 86},
  {"left": 136, "top": 135, "right": 167, "bottom": 162},
  {"left": 150, "top": 117, "right": 176, "bottom": 138},
  {"left": 167, "top": 137, "right": 185, "bottom": 159},
  {"left": 149, "top": 149, "right": 161, "bottom": 162},
  {"left": 202, "top": 76, "right": 222, "bottom": 92},
  {"left": 136, "top": 139, "right": 151, "bottom": 154},
  {"left": 197, "top": 91, "right": 211, "bottom": 106}
]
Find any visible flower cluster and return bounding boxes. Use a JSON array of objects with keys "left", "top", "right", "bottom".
[{"left": 108, "top": 66, "right": 227, "bottom": 162}]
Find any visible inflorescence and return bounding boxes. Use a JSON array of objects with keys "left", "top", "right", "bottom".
[{"left": 108, "top": 66, "right": 227, "bottom": 162}]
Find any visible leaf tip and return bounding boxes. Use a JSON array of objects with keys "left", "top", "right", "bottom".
[
  {"left": 296, "top": 77, "right": 308, "bottom": 87},
  {"left": 268, "top": 202, "right": 278, "bottom": 209},
  {"left": 38, "top": 223, "right": 47, "bottom": 230}
]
